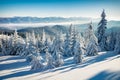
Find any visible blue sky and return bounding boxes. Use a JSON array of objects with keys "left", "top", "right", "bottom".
[{"left": 0, "top": 0, "right": 120, "bottom": 20}]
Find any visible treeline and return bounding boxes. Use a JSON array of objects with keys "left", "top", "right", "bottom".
[{"left": 0, "top": 10, "right": 120, "bottom": 71}]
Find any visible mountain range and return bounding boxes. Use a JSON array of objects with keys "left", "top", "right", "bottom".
[
  {"left": 0, "top": 17, "right": 120, "bottom": 38},
  {"left": 0, "top": 17, "right": 98, "bottom": 23}
]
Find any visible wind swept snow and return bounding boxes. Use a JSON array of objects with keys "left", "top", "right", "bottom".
[{"left": 0, "top": 51, "right": 120, "bottom": 80}]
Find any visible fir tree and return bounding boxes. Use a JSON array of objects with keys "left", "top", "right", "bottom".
[
  {"left": 97, "top": 9, "right": 107, "bottom": 51},
  {"left": 19, "top": 32, "right": 29, "bottom": 57},
  {"left": 86, "top": 22, "right": 98, "bottom": 56},
  {"left": 63, "top": 24, "right": 74, "bottom": 57},
  {"left": 45, "top": 46, "right": 54, "bottom": 69},
  {"left": 51, "top": 33, "right": 64, "bottom": 67},
  {"left": 42, "top": 28, "right": 46, "bottom": 43},
  {"left": 107, "top": 31, "right": 116, "bottom": 51},
  {"left": 114, "top": 32, "right": 120, "bottom": 54},
  {"left": 73, "top": 39, "right": 84, "bottom": 64},
  {"left": 30, "top": 51, "right": 44, "bottom": 70},
  {"left": 70, "top": 27, "right": 84, "bottom": 63},
  {"left": 63, "top": 32, "right": 72, "bottom": 57},
  {"left": 30, "top": 30, "right": 36, "bottom": 46},
  {"left": 25, "top": 32, "right": 40, "bottom": 62},
  {"left": 71, "top": 27, "right": 77, "bottom": 56},
  {"left": 1, "top": 35, "right": 10, "bottom": 55},
  {"left": 10, "top": 29, "right": 24, "bottom": 55}
]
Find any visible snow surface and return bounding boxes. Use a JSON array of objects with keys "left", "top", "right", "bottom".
[{"left": 0, "top": 51, "right": 120, "bottom": 80}]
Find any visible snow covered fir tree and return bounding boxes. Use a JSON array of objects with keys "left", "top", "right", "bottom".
[
  {"left": 51, "top": 33, "right": 64, "bottom": 67},
  {"left": 73, "top": 32, "right": 84, "bottom": 64},
  {"left": 30, "top": 51, "right": 44, "bottom": 71},
  {"left": 63, "top": 25, "right": 73, "bottom": 57},
  {"left": 63, "top": 31, "right": 72, "bottom": 57},
  {"left": 45, "top": 46, "right": 55, "bottom": 69},
  {"left": 97, "top": 9, "right": 107, "bottom": 51},
  {"left": 85, "top": 22, "right": 99, "bottom": 56},
  {"left": 114, "top": 32, "right": 120, "bottom": 54}
]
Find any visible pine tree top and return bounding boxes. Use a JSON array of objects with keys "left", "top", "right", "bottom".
[{"left": 101, "top": 9, "right": 106, "bottom": 18}]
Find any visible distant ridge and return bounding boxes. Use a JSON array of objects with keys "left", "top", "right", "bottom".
[{"left": 0, "top": 17, "right": 98, "bottom": 23}]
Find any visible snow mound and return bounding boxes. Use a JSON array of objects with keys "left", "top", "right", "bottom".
[{"left": 0, "top": 51, "right": 120, "bottom": 80}]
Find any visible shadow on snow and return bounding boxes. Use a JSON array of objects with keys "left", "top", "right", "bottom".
[
  {"left": 0, "top": 51, "right": 120, "bottom": 79},
  {"left": 89, "top": 70, "right": 120, "bottom": 80}
]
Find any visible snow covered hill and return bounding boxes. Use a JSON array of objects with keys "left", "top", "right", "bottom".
[{"left": 0, "top": 51, "right": 120, "bottom": 80}]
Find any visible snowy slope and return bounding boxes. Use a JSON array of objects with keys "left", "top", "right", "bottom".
[{"left": 0, "top": 51, "right": 120, "bottom": 80}]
